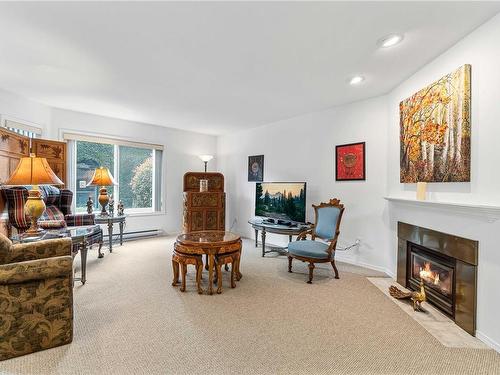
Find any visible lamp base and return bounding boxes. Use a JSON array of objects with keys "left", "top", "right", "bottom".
[
  {"left": 24, "top": 188, "right": 46, "bottom": 235},
  {"left": 98, "top": 187, "right": 110, "bottom": 216}
]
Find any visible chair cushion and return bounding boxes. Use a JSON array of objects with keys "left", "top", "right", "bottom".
[
  {"left": 42, "top": 206, "right": 65, "bottom": 221},
  {"left": 315, "top": 206, "right": 340, "bottom": 240},
  {"left": 288, "top": 240, "right": 330, "bottom": 259},
  {"left": 39, "top": 185, "right": 60, "bottom": 205}
]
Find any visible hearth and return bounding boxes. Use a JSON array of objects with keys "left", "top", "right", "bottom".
[{"left": 397, "top": 222, "right": 478, "bottom": 335}]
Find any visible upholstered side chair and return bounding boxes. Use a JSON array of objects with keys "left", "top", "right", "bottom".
[
  {"left": 287, "top": 198, "right": 345, "bottom": 283},
  {"left": 0, "top": 233, "right": 74, "bottom": 360}
]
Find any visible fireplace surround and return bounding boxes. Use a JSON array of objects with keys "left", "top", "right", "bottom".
[{"left": 397, "top": 222, "right": 478, "bottom": 335}]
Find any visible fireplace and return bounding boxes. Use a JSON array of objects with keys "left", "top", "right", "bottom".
[
  {"left": 397, "top": 222, "right": 478, "bottom": 335},
  {"left": 408, "top": 243, "right": 455, "bottom": 317}
]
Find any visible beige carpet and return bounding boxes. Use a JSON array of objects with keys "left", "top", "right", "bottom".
[{"left": 1, "top": 236, "right": 499, "bottom": 375}]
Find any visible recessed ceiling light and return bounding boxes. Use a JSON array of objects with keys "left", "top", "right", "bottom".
[
  {"left": 349, "top": 75, "right": 365, "bottom": 85},
  {"left": 378, "top": 34, "right": 404, "bottom": 48}
]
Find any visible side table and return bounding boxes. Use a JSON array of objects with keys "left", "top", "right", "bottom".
[{"left": 94, "top": 215, "right": 126, "bottom": 253}]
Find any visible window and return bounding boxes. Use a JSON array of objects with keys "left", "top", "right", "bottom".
[
  {"left": 1, "top": 118, "right": 42, "bottom": 138},
  {"left": 70, "top": 135, "right": 163, "bottom": 214}
]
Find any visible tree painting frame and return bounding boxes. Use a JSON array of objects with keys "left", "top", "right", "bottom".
[
  {"left": 335, "top": 142, "right": 366, "bottom": 181},
  {"left": 248, "top": 155, "right": 264, "bottom": 182},
  {"left": 400, "top": 64, "right": 471, "bottom": 183}
]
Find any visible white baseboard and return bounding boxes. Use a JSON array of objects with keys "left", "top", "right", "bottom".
[
  {"left": 476, "top": 331, "right": 500, "bottom": 353},
  {"left": 335, "top": 254, "right": 395, "bottom": 278}
]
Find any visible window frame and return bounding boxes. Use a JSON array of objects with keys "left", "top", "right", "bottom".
[
  {"left": 63, "top": 130, "right": 164, "bottom": 216},
  {"left": 0, "top": 115, "right": 43, "bottom": 138}
]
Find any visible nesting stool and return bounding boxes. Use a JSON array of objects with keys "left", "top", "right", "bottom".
[
  {"left": 171, "top": 251, "right": 203, "bottom": 294},
  {"left": 214, "top": 250, "right": 241, "bottom": 294}
]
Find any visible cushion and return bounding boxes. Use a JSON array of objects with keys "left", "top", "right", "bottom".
[
  {"left": 39, "top": 185, "right": 60, "bottom": 205},
  {"left": 39, "top": 220, "right": 66, "bottom": 229},
  {"left": 315, "top": 206, "right": 340, "bottom": 240},
  {"left": 42, "top": 206, "right": 65, "bottom": 221},
  {"left": 288, "top": 240, "right": 331, "bottom": 259}
]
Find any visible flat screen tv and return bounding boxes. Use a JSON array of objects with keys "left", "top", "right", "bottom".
[{"left": 255, "top": 182, "right": 306, "bottom": 223}]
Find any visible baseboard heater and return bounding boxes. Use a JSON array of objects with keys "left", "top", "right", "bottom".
[{"left": 111, "top": 229, "right": 163, "bottom": 242}]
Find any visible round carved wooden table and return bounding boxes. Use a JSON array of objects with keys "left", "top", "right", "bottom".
[{"left": 173, "top": 231, "right": 242, "bottom": 295}]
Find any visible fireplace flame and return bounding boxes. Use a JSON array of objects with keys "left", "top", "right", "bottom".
[{"left": 419, "top": 262, "right": 441, "bottom": 286}]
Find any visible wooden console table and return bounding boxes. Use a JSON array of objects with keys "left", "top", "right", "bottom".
[
  {"left": 173, "top": 231, "right": 242, "bottom": 295},
  {"left": 248, "top": 218, "right": 312, "bottom": 257}
]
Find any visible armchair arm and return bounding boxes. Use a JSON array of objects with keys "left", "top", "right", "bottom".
[
  {"left": 65, "top": 213, "right": 95, "bottom": 227},
  {"left": 9, "top": 238, "right": 72, "bottom": 263},
  {"left": 296, "top": 228, "right": 314, "bottom": 241},
  {"left": 0, "top": 256, "right": 73, "bottom": 285}
]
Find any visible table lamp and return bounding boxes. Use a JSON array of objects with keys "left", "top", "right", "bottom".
[
  {"left": 5, "top": 153, "right": 64, "bottom": 235},
  {"left": 87, "top": 167, "right": 117, "bottom": 216},
  {"left": 199, "top": 155, "right": 214, "bottom": 172}
]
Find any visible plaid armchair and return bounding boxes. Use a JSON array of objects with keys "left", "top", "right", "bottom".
[
  {"left": 2, "top": 185, "right": 95, "bottom": 233},
  {"left": 0, "top": 233, "right": 73, "bottom": 360}
]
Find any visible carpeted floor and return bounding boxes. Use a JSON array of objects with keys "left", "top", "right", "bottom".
[{"left": 1, "top": 236, "right": 499, "bottom": 375}]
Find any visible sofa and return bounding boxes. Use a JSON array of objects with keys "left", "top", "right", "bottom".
[
  {"left": 2, "top": 185, "right": 95, "bottom": 232},
  {"left": 0, "top": 233, "right": 73, "bottom": 361}
]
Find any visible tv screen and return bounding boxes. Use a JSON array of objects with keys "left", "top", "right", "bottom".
[{"left": 255, "top": 182, "right": 306, "bottom": 223}]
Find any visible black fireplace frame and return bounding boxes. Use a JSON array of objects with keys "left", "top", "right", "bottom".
[
  {"left": 407, "top": 243, "right": 456, "bottom": 317},
  {"left": 397, "top": 222, "right": 478, "bottom": 335}
]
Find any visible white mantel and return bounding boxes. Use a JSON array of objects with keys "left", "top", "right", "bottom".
[{"left": 384, "top": 196, "right": 500, "bottom": 223}]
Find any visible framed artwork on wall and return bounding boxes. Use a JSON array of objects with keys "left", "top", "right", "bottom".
[
  {"left": 248, "top": 155, "right": 264, "bottom": 182},
  {"left": 335, "top": 142, "right": 366, "bottom": 181},
  {"left": 400, "top": 64, "right": 471, "bottom": 183}
]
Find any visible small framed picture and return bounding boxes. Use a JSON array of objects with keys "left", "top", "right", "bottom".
[
  {"left": 335, "top": 142, "right": 366, "bottom": 181},
  {"left": 248, "top": 155, "right": 264, "bottom": 182}
]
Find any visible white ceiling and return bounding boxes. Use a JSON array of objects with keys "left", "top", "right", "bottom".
[{"left": 0, "top": 2, "right": 499, "bottom": 135}]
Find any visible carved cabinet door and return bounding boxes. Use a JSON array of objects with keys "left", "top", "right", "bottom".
[{"left": 31, "top": 138, "right": 67, "bottom": 187}]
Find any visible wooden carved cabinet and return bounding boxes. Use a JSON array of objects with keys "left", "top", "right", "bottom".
[
  {"left": 31, "top": 138, "right": 67, "bottom": 187},
  {"left": 182, "top": 172, "right": 225, "bottom": 233}
]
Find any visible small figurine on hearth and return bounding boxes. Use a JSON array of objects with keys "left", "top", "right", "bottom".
[
  {"left": 86, "top": 196, "right": 93, "bottom": 214},
  {"left": 117, "top": 200, "right": 124, "bottom": 216},
  {"left": 108, "top": 194, "right": 115, "bottom": 216}
]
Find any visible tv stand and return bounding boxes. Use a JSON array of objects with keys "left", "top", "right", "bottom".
[{"left": 248, "top": 218, "right": 312, "bottom": 257}]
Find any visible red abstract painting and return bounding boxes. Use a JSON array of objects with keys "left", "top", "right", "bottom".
[{"left": 335, "top": 142, "right": 366, "bottom": 181}]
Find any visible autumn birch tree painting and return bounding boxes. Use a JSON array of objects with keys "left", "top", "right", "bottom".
[{"left": 400, "top": 65, "right": 471, "bottom": 183}]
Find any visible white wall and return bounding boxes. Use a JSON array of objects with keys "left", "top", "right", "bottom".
[
  {"left": 49, "top": 108, "right": 217, "bottom": 234},
  {"left": 0, "top": 88, "right": 51, "bottom": 130},
  {"left": 217, "top": 96, "right": 391, "bottom": 274},
  {"left": 386, "top": 13, "right": 500, "bottom": 351}
]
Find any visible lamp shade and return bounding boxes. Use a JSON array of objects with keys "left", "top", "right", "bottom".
[
  {"left": 199, "top": 155, "right": 214, "bottom": 162},
  {"left": 87, "top": 167, "right": 117, "bottom": 187},
  {"left": 6, "top": 154, "right": 64, "bottom": 186}
]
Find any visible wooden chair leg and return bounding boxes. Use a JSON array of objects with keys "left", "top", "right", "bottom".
[
  {"left": 288, "top": 256, "right": 293, "bottom": 273},
  {"left": 216, "top": 262, "right": 223, "bottom": 294},
  {"left": 235, "top": 253, "right": 242, "bottom": 281},
  {"left": 196, "top": 261, "right": 203, "bottom": 294},
  {"left": 307, "top": 262, "right": 315, "bottom": 284},
  {"left": 205, "top": 254, "right": 209, "bottom": 270},
  {"left": 180, "top": 263, "right": 187, "bottom": 292},
  {"left": 172, "top": 259, "right": 179, "bottom": 286},
  {"left": 331, "top": 260, "right": 340, "bottom": 279},
  {"left": 230, "top": 262, "right": 236, "bottom": 288}
]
